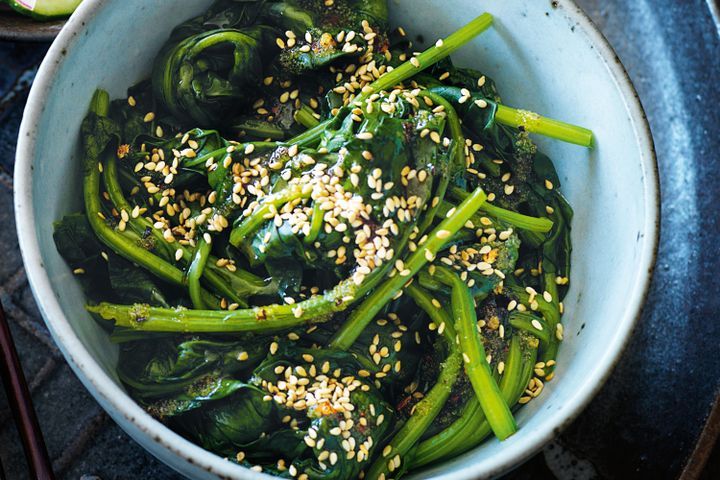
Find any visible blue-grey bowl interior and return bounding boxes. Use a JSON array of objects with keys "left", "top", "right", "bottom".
[{"left": 14, "top": 0, "right": 659, "bottom": 478}]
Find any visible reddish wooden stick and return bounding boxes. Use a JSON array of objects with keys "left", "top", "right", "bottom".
[{"left": 0, "top": 301, "right": 55, "bottom": 480}]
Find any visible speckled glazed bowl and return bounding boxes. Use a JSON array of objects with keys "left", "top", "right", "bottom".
[{"left": 14, "top": 0, "right": 658, "bottom": 478}]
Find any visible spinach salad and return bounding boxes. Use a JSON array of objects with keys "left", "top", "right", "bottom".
[{"left": 54, "top": 1, "right": 592, "bottom": 478}]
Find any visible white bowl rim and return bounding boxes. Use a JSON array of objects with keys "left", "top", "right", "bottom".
[{"left": 13, "top": 0, "right": 660, "bottom": 478}]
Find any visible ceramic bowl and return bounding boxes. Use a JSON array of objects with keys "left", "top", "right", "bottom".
[{"left": 14, "top": 0, "right": 659, "bottom": 478}]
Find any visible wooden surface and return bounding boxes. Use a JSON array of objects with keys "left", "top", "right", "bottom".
[{"left": 0, "top": 6, "right": 64, "bottom": 42}]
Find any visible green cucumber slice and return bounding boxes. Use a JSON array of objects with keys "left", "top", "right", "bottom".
[{"left": 6, "top": 0, "right": 82, "bottom": 21}]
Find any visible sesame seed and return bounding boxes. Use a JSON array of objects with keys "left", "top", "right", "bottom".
[
  {"left": 531, "top": 319, "right": 544, "bottom": 331},
  {"left": 127, "top": 96, "right": 136, "bottom": 107},
  {"left": 410, "top": 57, "right": 420, "bottom": 68},
  {"left": 435, "top": 38, "right": 444, "bottom": 47},
  {"left": 356, "top": 132, "right": 374, "bottom": 140},
  {"left": 545, "top": 179, "right": 554, "bottom": 190},
  {"left": 435, "top": 229, "right": 451, "bottom": 239},
  {"left": 474, "top": 99, "right": 488, "bottom": 108},
  {"left": 143, "top": 112, "right": 155, "bottom": 123}
]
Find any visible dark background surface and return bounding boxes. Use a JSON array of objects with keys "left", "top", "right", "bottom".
[{"left": 0, "top": 0, "right": 719, "bottom": 478}]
